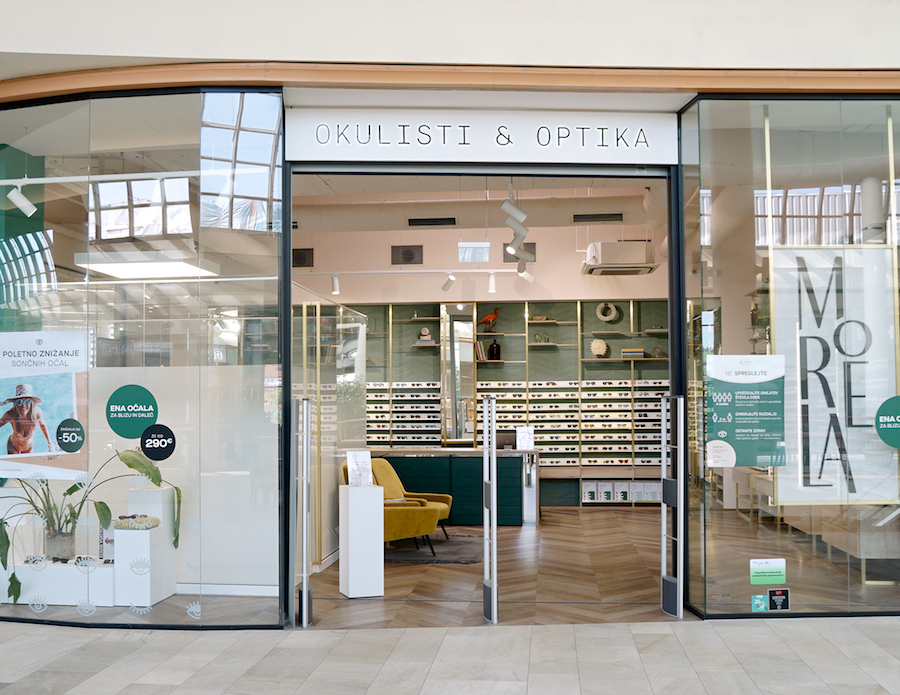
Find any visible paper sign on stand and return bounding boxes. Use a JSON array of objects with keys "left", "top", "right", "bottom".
[
  {"left": 346, "top": 450, "right": 374, "bottom": 486},
  {"left": 516, "top": 426, "right": 535, "bottom": 450}
]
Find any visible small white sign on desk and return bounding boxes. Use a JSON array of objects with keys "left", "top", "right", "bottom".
[
  {"left": 346, "top": 450, "right": 374, "bottom": 486},
  {"left": 516, "top": 426, "right": 535, "bottom": 450}
]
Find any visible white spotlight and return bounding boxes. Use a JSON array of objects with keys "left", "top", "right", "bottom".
[
  {"left": 506, "top": 236, "right": 524, "bottom": 255},
  {"left": 441, "top": 273, "right": 456, "bottom": 292},
  {"left": 488, "top": 272, "right": 496, "bottom": 294},
  {"left": 504, "top": 216, "right": 529, "bottom": 238},
  {"left": 500, "top": 199, "right": 527, "bottom": 224},
  {"left": 515, "top": 247, "right": 536, "bottom": 263},
  {"left": 517, "top": 259, "right": 534, "bottom": 284},
  {"left": 7, "top": 186, "right": 37, "bottom": 217},
  {"left": 331, "top": 275, "right": 340, "bottom": 295}
]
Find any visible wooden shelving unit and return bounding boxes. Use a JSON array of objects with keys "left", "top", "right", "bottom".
[{"left": 350, "top": 298, "right": 670, "bottom": 506}]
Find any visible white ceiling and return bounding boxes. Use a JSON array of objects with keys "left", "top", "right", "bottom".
[{"left": 292, "top": 174, "right": 667, "bottom": 235}]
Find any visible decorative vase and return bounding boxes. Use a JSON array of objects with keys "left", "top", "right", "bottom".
[
  {"left": 44, "top": 531, "right": 75, "bottom": 560},
  {"left": 488, "top": 340, "right": 501, "bottom": 361}
]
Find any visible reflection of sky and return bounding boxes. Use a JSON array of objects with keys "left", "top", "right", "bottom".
[
  {"left": 202, "top": 92, "right": 240, "bottom": 127},
  {"left": 237, "top": 131, "right": 275, "bottom": 164},
  {"left": 238, "top": 93, "right": 281, "bottom": 130},
  {"left": 0, "top": 373, "right": 76, "bottom": 454},
  {"left": 198, "top": 92, "right": 282, "bottom": 232}
]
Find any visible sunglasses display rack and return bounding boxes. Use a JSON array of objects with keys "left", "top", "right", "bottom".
[{"left": 352, "top": 300, "right": 671, "bottom": 505}]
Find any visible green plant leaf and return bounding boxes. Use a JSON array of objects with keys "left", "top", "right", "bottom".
[
  {"left": 64, "top": 481, "right": 87, "bottom": 496},
  {"left": 116, "top": 450, "right": 162, "bottom": 486},
  {"left": 8, "top": 572, "right": 20, "bottom": 604},
  {"left": 94, "top": 501, "right": 111, "bottom": 530},
  {"left": 171, "top": 485, "right": 182, "bottom": 549},
  {"left": 0, "top": 522, "right": 9, "bottom": 571}
]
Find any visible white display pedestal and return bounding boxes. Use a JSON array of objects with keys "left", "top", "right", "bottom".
[
  {"left": 114, "top": 487, "right": 177, "bottom": 607},
  {"left": 0, "top": 486, "right": 177, "bottom": 608},
  {"left": 339, "top": 485, "right": 384, "bottom": 598}
]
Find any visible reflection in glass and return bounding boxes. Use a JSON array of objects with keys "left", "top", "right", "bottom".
[
  {"left": 689, "top": 98, "right": 900, "bottom": 618},
  {"left": 0, "top": 90, "right": 284, "bottom": 628}
]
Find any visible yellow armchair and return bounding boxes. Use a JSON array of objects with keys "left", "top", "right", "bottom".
[
  {"left": 340, "top": 463, "right": 441, "bottom": 553},
  {"left": 371, "top": 458, "right": 453, "bottom": 539}
]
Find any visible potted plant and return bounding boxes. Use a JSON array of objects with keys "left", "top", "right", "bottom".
[{"left": 0, "top": 449, "right": 181, "bottom": 603}]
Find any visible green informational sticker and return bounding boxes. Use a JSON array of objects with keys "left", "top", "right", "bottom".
[
  {"left": 706, "top": 355, "right": 786, "bottom": 467},
  {"left": 875, "top": 396, "right": 900, "bottom": 448},
  {"left": 106, "top": 385, "right": 158, "bottom": 438},
  {"left": 750, "top": 558, "right": 786, "bottom": 585},
  {"left": 56, "top": 418, "right": 85, "bottom": 453}
]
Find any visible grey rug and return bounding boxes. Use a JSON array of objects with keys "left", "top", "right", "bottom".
[{"left": 384, "top": 535, "right": 483, "bottom": 564}]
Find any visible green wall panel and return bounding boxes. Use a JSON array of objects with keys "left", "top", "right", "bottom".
[{"left": 539, "top": 479, "right": 580, "bottom": 506}]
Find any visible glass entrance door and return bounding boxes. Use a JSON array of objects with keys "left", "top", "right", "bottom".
[
  {"left": 290, "top": 286, "right": 366, "bottom": 624},
  {"left": 290, "top": 171, "right": 680, "bottom": 626}
]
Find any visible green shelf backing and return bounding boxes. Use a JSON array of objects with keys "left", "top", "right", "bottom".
[{"left": 539, "top": 479, "right": 580, "bottom": 506}]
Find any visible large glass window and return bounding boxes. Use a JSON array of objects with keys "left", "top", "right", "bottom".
[
  {"left": 686, "top": 98, "right": 900, "bottom": 616},
  {"left": 0, "top": 90, "right": 284, "bottom": 627}
]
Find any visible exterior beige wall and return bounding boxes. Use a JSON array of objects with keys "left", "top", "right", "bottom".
[{"left": 3, "top": 1, "right": 900, "bottom": 72}]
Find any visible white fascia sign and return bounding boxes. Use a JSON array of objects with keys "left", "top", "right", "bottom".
[{"left": 285, "top": 108, "right": 678, "bottom": 165}]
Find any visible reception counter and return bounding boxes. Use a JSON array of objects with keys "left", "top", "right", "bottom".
[{"left": 367, "top": 448, "right": 538, "bottom": 526}]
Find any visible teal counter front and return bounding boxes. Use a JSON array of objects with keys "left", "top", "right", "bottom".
[{"left": 368, "top": 448, "right": 536, "bottom": 526}]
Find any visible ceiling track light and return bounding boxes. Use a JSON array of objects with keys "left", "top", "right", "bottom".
[
  {"left": 7, "top": 186, "right": 37, "bottom": 218},
  {"left": 500, "top": 199, "right": 527, "bottom": 224},
  {"left": 517, "top": 259, "right": 534, "bottom": 284},
  {"left": 441, "top": 273, "right": 456, "bottom": 292},
  {"left": 506, "top": 235, "right": 525, "bottom": 255},
  {"left": 504, "top": 216, "right": 529, "bottom": 239},
  {"left": 488, "top": 272, "right": 497, "bottom": 294},
  {"left": 514, "top": 247, "right": 536, "bottom": 263},
  {"left": 331, "top": 275, "right": 340, "bottom": 295}
]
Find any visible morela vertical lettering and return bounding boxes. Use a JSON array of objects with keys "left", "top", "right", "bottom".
[{"left": 796, "top": 256, "right": 873, "bottom": 493}]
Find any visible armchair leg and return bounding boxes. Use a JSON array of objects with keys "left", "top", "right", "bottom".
[
  {"left": 412, "top": 537, "right": 419, "bottom": 550},
  {"left": 423, "top": 535, "right": 435, "bottom": 556},
  {"left": 439, "top": 522, "right": 449, "bottom": 540}
]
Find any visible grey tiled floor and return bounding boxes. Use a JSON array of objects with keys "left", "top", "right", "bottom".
[{"left": 0, "top": 617, "right": 898, "bottom": 694}]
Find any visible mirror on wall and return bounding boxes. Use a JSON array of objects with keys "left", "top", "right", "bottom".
[{"left": 443, "top": 304, "right": 476, "bottom": 443}]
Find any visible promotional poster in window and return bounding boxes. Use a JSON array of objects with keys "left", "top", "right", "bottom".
[{"left": 0, "top": 331, "right": 89, "bottom": 480}]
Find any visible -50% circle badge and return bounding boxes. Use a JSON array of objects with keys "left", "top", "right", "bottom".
[{"left": 140, "top": 424, "right": 176, "bottom": 461}]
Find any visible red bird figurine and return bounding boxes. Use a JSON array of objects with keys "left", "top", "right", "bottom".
[{"left": 479, "top": 307, "right": 499, "bottom": 332}]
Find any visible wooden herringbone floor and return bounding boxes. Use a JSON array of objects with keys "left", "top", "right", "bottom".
[{"left": 308, "top": 507, "right": 680, "bottom": 629}]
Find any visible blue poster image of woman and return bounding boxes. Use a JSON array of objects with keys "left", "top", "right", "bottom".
[{"left": 0, "top": 384, "right": 58, "bottom": 455}]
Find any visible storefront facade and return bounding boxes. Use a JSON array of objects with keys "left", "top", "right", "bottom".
[{"left": 1, "top": 40, "right": 900, "bottom": 626}]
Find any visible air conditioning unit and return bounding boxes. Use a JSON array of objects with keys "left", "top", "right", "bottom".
[{"left": 581, "top": 241, "right": 659, "bottom": 276}]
